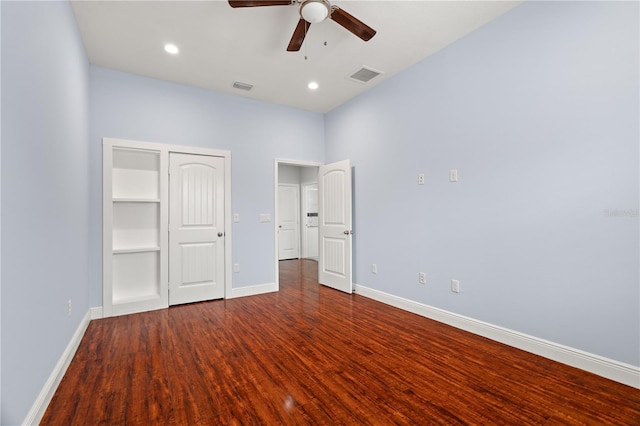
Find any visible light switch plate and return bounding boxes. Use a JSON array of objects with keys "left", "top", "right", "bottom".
[{"left": 259, "top": 213, "right": 271, "bottom": 223}]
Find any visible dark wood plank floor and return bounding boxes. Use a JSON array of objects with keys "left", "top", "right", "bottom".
[{"left": 43, "top": 259, "right": 640, "bottom": 425}]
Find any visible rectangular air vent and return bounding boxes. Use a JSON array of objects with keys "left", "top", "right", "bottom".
[
  {"left": 233, "top": 81, "right": 253, "bottom": 91},
  {"left": 347, "top": 66, "right": 383, "bottom": 84}
]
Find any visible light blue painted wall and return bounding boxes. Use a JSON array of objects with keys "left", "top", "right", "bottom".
[
  {"left": 89, "top": 67, "right": 325, "bottom": 307},
  {"left": 325, "top": 1, "right": 639, "bottom": 366},
  {"left": 0, "top": 1, "right": 90, "bottom": 424}
]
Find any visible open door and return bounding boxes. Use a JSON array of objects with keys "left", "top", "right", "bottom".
[{"left": 318, "top": 159, "right": 352, "bottom": 293}]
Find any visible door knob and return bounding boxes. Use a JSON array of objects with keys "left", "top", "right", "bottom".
[
  {"left": 344, "top": 230, "right": 350, "bottom": 235},
  {"left": 218, "top": 232, "right": 224, "bottom": 237}
]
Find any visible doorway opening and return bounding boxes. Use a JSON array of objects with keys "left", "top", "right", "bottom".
[
  {"left": 275, "top": 158, "right": 353, "bottom": 293},
  {"left": 275, "top": 160, "right": 320, "bottom": 288}
]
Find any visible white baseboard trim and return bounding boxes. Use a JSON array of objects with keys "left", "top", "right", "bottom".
[
  {"left": 354, "top": 284, "right": 640, "bottom": 389},
  {"left": 229, "top": 282, "right": 278, "bottom": 299},
  {"left": 23, "top": 310, "right": 92, "bottom": 425},
  {"left": 90, "top": 306, "right": 103, "bottom": 320}
]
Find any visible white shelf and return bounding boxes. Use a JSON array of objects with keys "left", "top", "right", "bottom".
[
  {"left": 113, "top": 247, "right": 160, "bottom": 254},
  {"left": 112, "top": 148, "right": 160, "bottom": 199},
  {"left": 112, "top": 250, "right": 160, "bottom": 304},
  {"left": 112, "top": 202, "right": 159, "bottom": 250},
  {"left": 113, "top": 198, "right": 160, "bottom": 203}
]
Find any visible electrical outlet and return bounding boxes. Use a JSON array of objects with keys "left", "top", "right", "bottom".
[
  {"left": 449, "top": 169, "right": 458, "bottom": 182},
  {"left": 233, "top": 213, "right": 240, "bottom": 223},
  {"left": 233, "top": 264, "right": 240, "bottom": 273},
  {"left": 451, "top": 279, "right": 460, "bottom": 293},
  {"left": 371, "top": 263, "right": 377, "bottom": 274},
  {"left": 418, "top": 272, "right": 426, "bottom": 284},
  {"left": 418, "top": 173, "right": 425, "bottom": 185},
  {"left": 67, "top": 299, "right": 72, "bottom": 316}
]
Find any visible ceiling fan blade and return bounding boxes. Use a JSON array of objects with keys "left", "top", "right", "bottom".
[
  {"left": 287, "top": 19, "right": 311, "bottom": 52},
  {"left": 330, "top": 7, "right": 376, "bottom": 41},
  {"left": 228, "top": 0, "right": 292, "bottom": 8}
]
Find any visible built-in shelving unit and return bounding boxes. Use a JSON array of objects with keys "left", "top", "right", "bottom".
[
  {"left": 103, "top": 137, "right": 233, "bottom": 318},
  {"left": 103, "top": 140, "right": 168, "bottom": 317}
]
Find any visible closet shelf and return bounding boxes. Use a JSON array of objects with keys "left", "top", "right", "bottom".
[
  {"left": 113, "top": 198, "right": 160, "bottom": 203},
  {"left": 113, "top": 246, "right": 161, "bottom": 254}
]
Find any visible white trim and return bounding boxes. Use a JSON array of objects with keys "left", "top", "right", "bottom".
[
  {"left": 90, "top": 306, "right": 104, "bottom": 320},
  {"left": 229, "top": 282, "right": 278, "bottom": 299},
  {"left": 23, "top": 310, "right": 92, "bottom": 425},
  {"left": 354, "top": 284, "right": 640, "bottom": 389}
]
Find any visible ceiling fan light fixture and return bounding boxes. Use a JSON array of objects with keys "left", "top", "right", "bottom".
[{"left": 300, "top": 0, "right": 329, "bottom": 24}]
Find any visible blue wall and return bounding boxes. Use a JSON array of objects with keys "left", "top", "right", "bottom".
[
  {"left": 1, "top": 2, "right": 90, "bottom": 424},
  {"left": 325, "top": 0, "right": 639, "bottom": 366},
  {"left": 88, "top": 67, "right": 325, "bottom": 307}
]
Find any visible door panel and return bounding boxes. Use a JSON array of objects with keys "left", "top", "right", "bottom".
[
  {"left": 318, "top": 160, "right": 352, "bottom": 293},
  {"left": 278, "top": 184, "right": 300, "bottom": 260},
  {"left": 169, "top": 153, "right": 225, "bottom": 305}
]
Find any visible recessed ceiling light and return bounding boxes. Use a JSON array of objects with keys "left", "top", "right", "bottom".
[
  {"left": 308, "top": 81, "right": 319, "bottom": 90},
  {"left": 164, "top": 43, "right": 179, "bottom": 55}
]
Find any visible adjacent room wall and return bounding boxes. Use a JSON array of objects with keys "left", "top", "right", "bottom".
[
  {"left": 325, "top": 0, "right": 639, "bottom": 367},
  {"left": 89, "top": 67, "right": 325, "bottom": 307},
  {"left": 1, "top": 2, "right": 90, "bottom": 424}
]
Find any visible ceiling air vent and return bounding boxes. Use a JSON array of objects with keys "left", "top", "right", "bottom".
[
  {"left": 233, "top": 81, "right": 253, "bottom": 91},
  {"left": 347, "top": 66, "right": 383, "bottom": 84}
]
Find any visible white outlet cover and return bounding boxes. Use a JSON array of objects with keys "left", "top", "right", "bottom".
[
  {"left": 451, "top": 279, "right": 460, "bottom": 293},
  {"left": 233, "top": 213, "right": 240, "bottom": 222},
  {"left": 449, "top": 169, "right": 458, "bottom": 182},
  {"left": 418, "top": 173, "right": 425, "bottom": 185}
]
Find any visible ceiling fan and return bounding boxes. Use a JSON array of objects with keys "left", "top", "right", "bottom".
[{"left": 228, "top": 0, "right": 377, "bottom": 52}]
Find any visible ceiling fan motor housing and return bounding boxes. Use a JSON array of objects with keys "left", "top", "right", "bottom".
[{"left": 300, "top": 0, "right": 331, "bottom": 24}]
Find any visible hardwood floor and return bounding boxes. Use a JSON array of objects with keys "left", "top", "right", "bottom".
[{"left": 43, "top": 259, "right": 640, "bottom": 425}]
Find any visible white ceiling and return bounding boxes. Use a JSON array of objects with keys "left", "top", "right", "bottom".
[{"left": 71, "top": 0, "right": 522, "bottom": 113}]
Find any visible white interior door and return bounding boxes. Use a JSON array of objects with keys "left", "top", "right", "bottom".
[
  {"left": 169, "top": 153, "right": 225, "bottom": 305},
  {"left": 278, "top": 184, "right": 300, "bottom": 260},
  {"left": 318, "top": 160, "right": 352, "bottom": 293}
]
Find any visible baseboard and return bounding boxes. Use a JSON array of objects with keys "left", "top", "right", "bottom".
[
  {"left": 354, "top": 284, "right": 640, "bottom": 389},
  {"left": 229, "top": 282, "right": 278, "bottom": 299},
  {"left": 23, "top": 310, "right": 92, "bottom": 425},
  {"left": 90, "top": 306, "right": 103, "bottom": 320}
]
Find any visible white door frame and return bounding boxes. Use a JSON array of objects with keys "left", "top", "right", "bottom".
[{"left": 274, "top": 159, "right": 322, "bottom": 290}]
